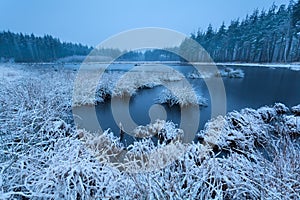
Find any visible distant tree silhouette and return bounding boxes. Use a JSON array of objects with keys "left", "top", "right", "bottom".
[
  {"left": 2, "top": 1, "right": 300, "bottom": 63},
  {"left": 0, "top": 31, "right": 92, "bottom": 62},
  {"left": 182, "top": 1, "right": 300, "bottom": 63}
]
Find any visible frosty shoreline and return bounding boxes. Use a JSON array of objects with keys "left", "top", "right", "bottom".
[
  {"left": 0, "top": 64, "right": 300, "bottom": 199},
  {"left": 217, "top": 62, "right": 300, "bottom": 70},
  {"left": 2, "top": 61, "right": 300, "bottom": 67}
]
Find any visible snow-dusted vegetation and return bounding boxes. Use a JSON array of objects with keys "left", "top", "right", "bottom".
[
  {"left": 73, "top": 67, "right": 184, "bottom": 106},
  {"left": 216, "top": 67, "right": 245, "bottom": 78},
  {"left": 187, "top": 70, "right": 213, "bottom": 79},
  {"left": 187, "top": 67, "right": 245, "bottom": 79},
  {"left": 133, "top": 119, "right": 183, "bottom": 142},
  {"left": 156, "top": 87, "right": 208, "bottom": 107},
  {"left": 1, "top": 65, "right": 300, "bottom": 199}
]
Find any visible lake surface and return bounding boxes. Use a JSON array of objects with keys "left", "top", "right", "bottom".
[{"left": 74, "top": 63, "right": 300, "bottom": 144}]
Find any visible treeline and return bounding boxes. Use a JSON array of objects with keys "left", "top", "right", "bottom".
[
  {"left": 0, "top": 31, "right": 180, "bottom": 63},
  {"left": 184, "top": 1, "right": 300, "bottom": 63},
  {"left": 0, "top": 31, "right": 92, "bottom": 62},
  {"left": 117, "top": 49, "right": 181, "bottom": 61},
  {"left": 2, "top": 1, "right": 300, "bottom": 63},
  {"left": 118, "top": 1, "right": 300, "bottom": 63},
  {"left": 0, "top": 31, "right": 93, "bottom": 62}
]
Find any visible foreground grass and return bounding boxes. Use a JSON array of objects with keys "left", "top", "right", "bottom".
[{"left": 0, "top": 64, "right": 299, "bottom": 199}]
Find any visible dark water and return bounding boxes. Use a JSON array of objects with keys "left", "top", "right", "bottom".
[{"left": 76, "top": 64, "right": 300, "bottom": 144}]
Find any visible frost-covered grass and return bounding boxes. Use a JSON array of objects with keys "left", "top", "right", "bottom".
[
  {"left": 187, "top": 67, "right": 245, "bottom": 79},
  {"left": 0, "top": 63, "right": 31, "bottom": 82},
  {"left": 156, "top": 87, "right": 208, "bottom": 107},
  {"left": 133, "top": 119, "right": 184, "bottom": 142},
  {"left": 73, "top": 69, "right": 184, "bottom": 106},
  {"left": 187, "top": 70, "right": 213, "bottom": 79},
  {"left": 216, "top": 67, "right": 245, "bottom": 78},
  {"left": 291, "top": 104, "right": 300, "bottom": 116},
  {"left": 1, "top": 64, "right": 300, "bottom": 199}
]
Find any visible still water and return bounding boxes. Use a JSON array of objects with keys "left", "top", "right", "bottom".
[{"left": 75, "top": 64, "right": 300, "bottom": 144}]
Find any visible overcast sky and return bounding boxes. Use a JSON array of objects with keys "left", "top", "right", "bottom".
[{"left": 0, "top": 0, "right": 290, "bottom": 46}]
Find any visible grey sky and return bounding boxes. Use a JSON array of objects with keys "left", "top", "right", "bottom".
[{"left": 0, "top": 0, "right": 290, "bottom": 46}]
